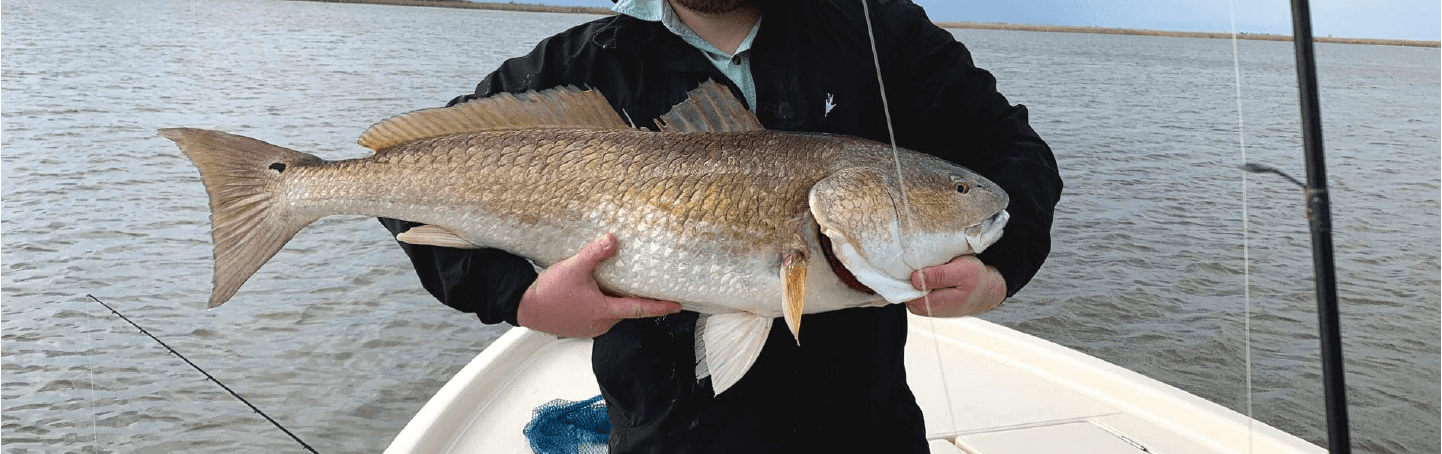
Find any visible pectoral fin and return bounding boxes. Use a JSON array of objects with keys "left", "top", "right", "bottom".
[
  {"left": 694, "top": 313, "right": 773, "bottom": 395},
  {"left": 396, "top": 225, "right": 481, "bottom": 249},
  {"left": 781, "top": 251, "right": 807, "bottom": 345}
]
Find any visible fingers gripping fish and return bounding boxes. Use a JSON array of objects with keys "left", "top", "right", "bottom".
[{"left": 161, "top": 81, "right": 1009, "bottom": 395}]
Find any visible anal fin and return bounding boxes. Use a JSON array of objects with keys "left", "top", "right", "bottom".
[
  {"left": 396, "top": 225, "right": 482, "bottom": 249},
  {"left": 694, "top": 313, "right": 772, "bottom": 395}
]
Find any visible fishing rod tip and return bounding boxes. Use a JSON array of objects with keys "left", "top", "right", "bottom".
[
  {"left": 1241, "top": 162, "right": 1306, "bottom": 189},
  {"left": 1241, "top": 162, "right": 1274, "bottom": 173}
]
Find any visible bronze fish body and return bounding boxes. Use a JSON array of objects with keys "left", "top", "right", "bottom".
[{"left": 162, "top": 82, "right": 1009, "bottom": 393}]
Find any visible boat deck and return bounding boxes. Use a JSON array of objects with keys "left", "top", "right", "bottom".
[{"left": 386, "top": 316, "right": 1323, "bottom": 454}]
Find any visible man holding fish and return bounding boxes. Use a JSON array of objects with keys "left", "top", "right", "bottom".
[{"left": 382, "top": 0, "right": 1062, "bottom": 452}]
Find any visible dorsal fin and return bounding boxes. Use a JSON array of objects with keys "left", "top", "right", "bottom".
[
  {"left": 358, "top": 86, "right": 631, "bottom": 151},
  {"left": 655, "top": 81, "right": 765, "bottom": 133}
]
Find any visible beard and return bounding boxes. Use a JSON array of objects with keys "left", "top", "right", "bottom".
[{"left": 670, "top": 0, "right": 751, "bottom": 14}]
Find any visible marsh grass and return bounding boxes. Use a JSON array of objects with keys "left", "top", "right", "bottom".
[
  {"left": 935, "top": 22, "right": 1440, "bottom": 48},
  {"left": 292, "top": 0, "right": 614, "bottom": 15}
]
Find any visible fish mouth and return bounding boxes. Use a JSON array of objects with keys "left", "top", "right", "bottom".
[{"left": 964, "top": 210, "right": 1009, "bottom": 255}]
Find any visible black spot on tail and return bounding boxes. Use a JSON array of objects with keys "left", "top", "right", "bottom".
[{"left": 269, "top": 162, "right": 287, "bottom": 173}]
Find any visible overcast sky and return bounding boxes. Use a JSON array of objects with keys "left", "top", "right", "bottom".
[{"left": 533, "top": 0, "right": 1441, "bottom": 41}]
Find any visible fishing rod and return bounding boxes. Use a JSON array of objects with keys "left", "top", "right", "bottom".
[
  {"left": 85, "top": 294, "right": 320, "bottom": 454},
  {"left": 1244, "top": 1, "right": 1353, "bottom": 452},
  {"left": 1285, "top": 1, "right": 1353, "bottom": 451}
]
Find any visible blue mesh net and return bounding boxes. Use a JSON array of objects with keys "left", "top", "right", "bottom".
[{"left": 523, "top": 395, "right": 611, "bottom": 454}]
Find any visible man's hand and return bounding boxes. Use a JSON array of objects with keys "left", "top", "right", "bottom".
[
  {"left": 517, "top": 233, "right": 683, "bottom": 338},
  {"left": 905, "top": 256, "right": 1007, "bottom": 317}
]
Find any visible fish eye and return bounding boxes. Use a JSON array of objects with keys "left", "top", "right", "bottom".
[{"left": 955, "top": 182, "right": 970, "bottom": 194}]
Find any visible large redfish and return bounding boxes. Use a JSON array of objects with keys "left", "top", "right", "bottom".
[{"left": 161, "top": 82, "right": 1009, "bottom": 394}]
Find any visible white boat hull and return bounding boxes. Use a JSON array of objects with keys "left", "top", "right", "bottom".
[{"left": 386, "top": 315, "right": 1324, "bottom": 454}]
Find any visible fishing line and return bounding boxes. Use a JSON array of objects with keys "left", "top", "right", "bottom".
[
  {"left": 1227, "top": 2, "right": 1256, "bottom": 452},
  {"left": 85, "top": 294, "right": 320, "bottom": 454},
  {"left": 858, "top": 0, "right": 959, "bottom": 434},
  {"left": 86, "top": 299, "right": 101, "bottom": 451}
]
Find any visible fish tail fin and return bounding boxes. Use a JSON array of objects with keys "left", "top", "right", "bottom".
[
  {"left": 159, "top": 128, "right": 323, "bottom": 308},
  {"left": 695, "top": 313, "right": 773, "bottom": 395}
]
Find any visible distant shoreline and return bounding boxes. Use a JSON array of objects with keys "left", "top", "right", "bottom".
[
  {"left": 290, "top": 0, "right": 615, "bottom": 15},
  {"left": 936, "top": 22, "right": 1440, "bottom": 48},
  {"left": 290, "top": 0, "right": 1440, "bottom": 48}
]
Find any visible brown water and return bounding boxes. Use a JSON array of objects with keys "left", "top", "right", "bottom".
[{"left": 3, "top": 0, "right": 1438, "bottom": 453}]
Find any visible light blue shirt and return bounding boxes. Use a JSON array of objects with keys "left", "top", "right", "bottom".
[{"left": 612, "top": 0, "right": 761, "bottom": 109}]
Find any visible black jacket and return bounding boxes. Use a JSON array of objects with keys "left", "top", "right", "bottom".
[{"left": 380, "top": 1, "right": 1062, "bottom": 452}]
